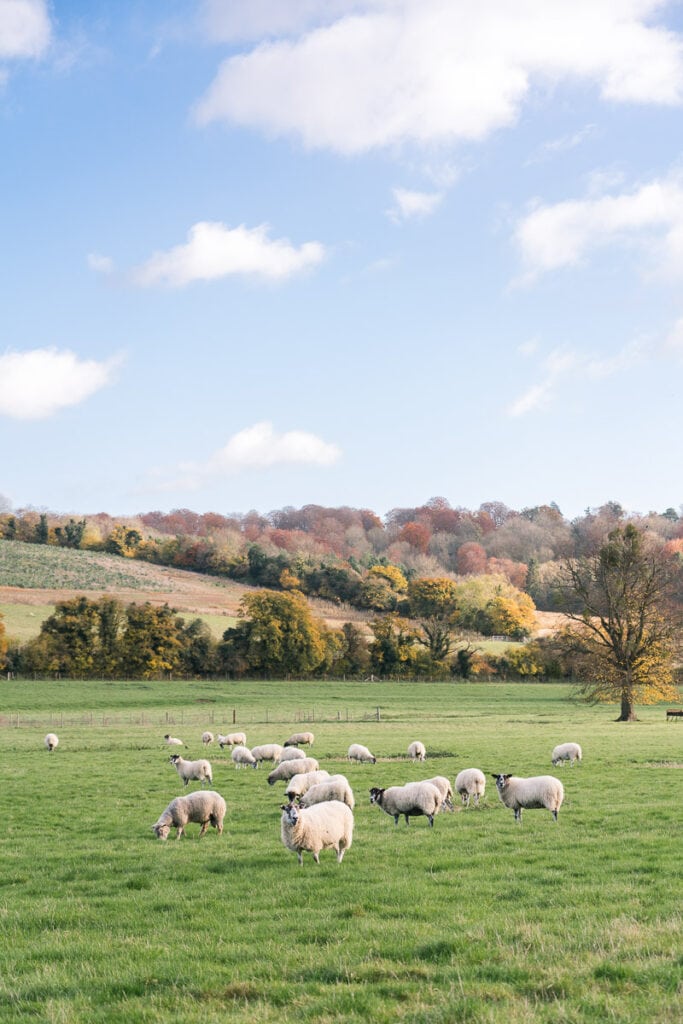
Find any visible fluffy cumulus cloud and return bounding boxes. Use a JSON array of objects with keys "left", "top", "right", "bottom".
[
  {"left": 0, "top": 348, "right": 120, "bottom": 420},
  {"left": 195, "top": 0, "right": 683, "bottom": 154},
  {"left": 0, "top": 0, "right": 51, "bottom": 60},
  {"left": 132, "top": 221, "right": 326, "bottom": 287},
  {"left": 514, "top": 174, "right": 683, "bottom": 283},
  {"left": 149, "top": 422, "right": 341, "bottom": 491},
  {"left": 387, "top": 187, "right": 443, "bottom": 222}
]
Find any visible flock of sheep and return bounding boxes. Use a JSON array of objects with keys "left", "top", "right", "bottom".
[{"left": 44, "top": 729, "right": 582, "bottom": 865}]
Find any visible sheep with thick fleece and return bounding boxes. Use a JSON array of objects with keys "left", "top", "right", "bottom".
[
  {"left": 455, "top": 768, "right": 486, "bottom": 808},
  {"left": 268, "top": 757, "right": 320, "bottom": 786},
  {"left": 201, "top": 731, "right": 214, "bottom": 746},
  {"left": 408, "top": 740, "right": 426, "bottom": 762},
  {"left": 164, "top": 734, "right": 185, "bottom": 747},
  {"left": 424, "top": 775, "right": 454, "bottom": 811},
  {"left": 369, "top": 781, "right": 443, "bottom": 826},
  {"left": 284, "top": 731, "right": 314, "bottom": 747},
  {"left": 231, "top": 745, "right": 258, "bottom": 769},
  {"left": 492, "top": 774, "right": 564, "bottom": 822},
  {"left": 277, "top": 746, "right": 307, "bottom": 762},
  {"left": 280, "top": 800, "right": 353, "bottom": 865},
  {"left": 348, "top": 743, "right": 376, "bottom": 764},
  {"left": 551, "top": 742, "right": 582, "bottom": 766},
  {"left": 217, "top": 732, "right": 246, "bottom": 749},
  {"left": 299, "top": 774, "right": 355, "bottom": 810},
  {"left": 169, "top": 753, "right": 212, "bottom": 787},
  {"left": 284, "top": 770, "right": 331, "bottom": 801},
  {"left": 44, "top": 733, "right": 59, "bottom": 752},
  {"left": 250, "top": 743, "right": 284, "bottom": 764},
  {"left": 152, "top": 790, "right": 226, "bottom": 840}
]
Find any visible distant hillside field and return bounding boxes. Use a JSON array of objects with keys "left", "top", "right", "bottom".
[{"left": 0, "top": 540, "right": 374, "bottom": 641}]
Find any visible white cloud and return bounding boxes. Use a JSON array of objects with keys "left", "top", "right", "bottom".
[
  {"left": 387, "top": 187, "right": 443, "bottom": 222},
  {"left": 513, "top": 174, "right": 683, "bottom": 283},
  {"left": 132, "top": 221, "right": 326, "bottom": 287},
  {"left": 526, "top": 123, "right": 597, "bottom": 163},
  {"left": 87, "top": 252, "right": 115, "bottom": 275},
  {"left": 507, "top": 341, "right": 646, "bottom": 417},
  {"left": 0, "top": 0, "right": 50, "bottom": 59},
  {"left": 0, "top": 348, "right": 121, "bottom": 420},
  {"left": 195, "top": 1, "right": 683, "bottom": 154},
  {"left": 149, "top": 422, "right": 342, "bottom": 491}
]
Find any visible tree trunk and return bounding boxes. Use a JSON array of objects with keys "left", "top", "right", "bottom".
[{"left": 616, "top": 689, "right": 638, "bottom": 722}]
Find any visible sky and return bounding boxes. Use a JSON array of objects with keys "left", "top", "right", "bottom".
[{"left": 2, "top": 0, "right": 683, "bottom": 523}]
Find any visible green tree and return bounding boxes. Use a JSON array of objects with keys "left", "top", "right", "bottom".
[
  {"left": 119, "top": 603, "right": 185, "bottom": 678},
  {"left": 368, "top": 614, "right": 417, "bottom": 677},
  {"left": 557, "top": 524, "right": 681, "bottom": 721},
  {"left": 221, "top": 590, "right": 331, "bottom": 677},
  {"left": 54, "top": 518, "right": 86, "bottom": 549},
  {"left": 408, "top": 577, "right": 460, "bottom": 663}
]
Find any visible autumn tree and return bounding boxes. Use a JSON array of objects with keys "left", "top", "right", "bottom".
[
  {"left": 557, "top": 524, "right": 681, "bottom": 721},
  {"left": 407, "top": 577, "right": 460, "bottom": 663},
  {"left": 0, "top": 612, "right": 7, "bottom": 669},
  {"left": 368, "top": 614, "right": 417, "bottom": 677},
  {"left": 220, "top": 590, "right": 332, "bottom": 677}
]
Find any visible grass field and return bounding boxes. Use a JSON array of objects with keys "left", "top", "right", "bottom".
[{"left": 0, "top": 679, "right": 681, "bottom": 1023}]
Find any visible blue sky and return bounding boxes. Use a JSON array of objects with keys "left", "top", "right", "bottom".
[{"left": 2, "top": 0, "right": 683, "bottom": 521}]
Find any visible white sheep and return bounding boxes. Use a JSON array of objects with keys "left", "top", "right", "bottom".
[
  {"left": 369, "top": 781, "right": 443, "bottom": 826},
  {"left": 169, "top": 753, "right": 213, "bottom": 788},
  {"left": 284, "top": 770, "right": 331, "bottom": 801},
  {"left": 277, "top": 746, "right": 307, "bottom": 762},
  {"left": 164, "top": 734, "right": 185, "bottom": 747},
  {"left": 455, "top": 768, "right": 486, "bottom": 808},
  {"left": 280, "top": 800, "right": 354, "bottom": 865},
  {"left": 492, "top": 774, "right": 564, "bottom": 822},
  {"left": 44, "top": 733, "right": 59, "bottom": 752},
  {"left": 299, "top": 774, "right": 355, "bottom": 810},
  {"left": 424, "top": 775, "right": 454, "bottom": 811},
  {"left": 268, "top": 757, "right": 320, "bottom": 786},
  {"left": 551, "top": 742, "right": 582, "bottom": 767},
  {"left": 201, "top": 731, "right": 214, "bottom": 746},
  {"left": 152, "top": 790, "right": 226, "bottom": 840},
  {"left": 408, "top": 740, "right": 426, "bottom": 762},
  {"left": 348, "top": 743, "right": 376, "bottom": 764},
  {"left": 250, "top": 743, "right": 284, "bottom": 764},
  {"left": 217, "top": 732, "right": 246, "bottom": 749},
  {"left": 284, "top": 731, "right": 315, "bottom": 747},
  {"left": 231, "top": 745, "right": 258, "bottom": 769}
]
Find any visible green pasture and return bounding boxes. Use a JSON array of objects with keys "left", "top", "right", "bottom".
[{"left": 0, "top": 679, "right": 681, "bottom": 1023}]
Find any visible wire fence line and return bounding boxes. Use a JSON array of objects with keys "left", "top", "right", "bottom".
[{"left": 0, "top": 706, "right": 385, "bottom": 731}]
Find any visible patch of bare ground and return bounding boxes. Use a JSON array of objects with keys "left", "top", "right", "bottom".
[{"left": 533, "top": 610, "right": 567, "bottom": 637}]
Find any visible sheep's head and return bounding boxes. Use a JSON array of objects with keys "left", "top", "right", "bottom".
[
  {"left": 169, "top": 754, "right": 180, "bottom": 765},
  {"left": 492, "top": 774, "right": 510, "bottom": 792},
  {"left": 152, "top": 822, "right": 170, "bottom": 840},
  {"left": 281, "top": 803, "right": 299, "bottom": 826},
  {"left": 369, "top": 787, "right": 384, "bottom": 805}
]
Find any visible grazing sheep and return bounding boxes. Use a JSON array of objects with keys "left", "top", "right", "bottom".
[
  {"left": 152, "top": 790, "right": 226, "bottom": 840},
  {"left": 408, "top": 740, "right": 426, "bottom": 762},
  {"left": 250, "top": 743, "right": 284, "bottom": 764},
  {"left": 217, "top": 732, "right": 246, "bottom": 749},
  {"left": 277, "top": 746, "right": 307, "bottom": 762},
  {"left": 424, "top": 775, "right": 454, "bottom": 811},
  {"left": 44, "top": 733, "right": 59, "bottom": 752},
  {"left": 201, "top": 731, "right": 214, "bottom": 746},
  {"left": 299, "top": 774, "right": 355, "bottom": 810},
  {"left": 280, "top": 800, "right": 354, "bottom": 865},
  {"left": 284, "top": 731, "right": 314, "bottom": 747},
  {"left": 268, "top": 757, "right": 320, "bottom": 786},
  {"left": 369, "top": 782, "right": 443, "bottom": 827},
  {"left": 164, "top": 734, "right": 185, "bottom": 747},
  {"left": 231, "top": 745, "right": 258, "bottom": 769},
  {"left": 284, "top": 770, "right": 331, "bottom": 801},
  {"left": 169, "top": 753, "right": 213, "bottom": 788},
  {"left": 348, "top": 743, "right": 376, "bottom": 764},
  {"left": 492, "top": 774, "right": 564, "bottom": 822},
  {"left": 455, "top": 768, "right": 486, "bottom": 808},
  {"left": 551, "top": 742, "right": 582, "bottom": 767}
]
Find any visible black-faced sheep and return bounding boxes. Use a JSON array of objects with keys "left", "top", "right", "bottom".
[
  {"left": 408, "top": 740, "right": 426, "bottom": 761},
  {"left": 284, "top": 731, "right": 314, "bottom": 747},
  {"left": 44, "top": 733, "right": 59, "bottom": 752},
  {"left": 551, "top": 742, "right": 582, "bottom": 766},
  {"left": 492, "top": 773, "right": 564, "bottom": 822},
  {"left": 280, "top": 800, "right": 354, "bottom": 865},
  {"left": 231, "top": 745, "right": 258, "bottom": 769},
  {"left": 348, "top": 743, "right": 376, "bottom": 764},
  {"left": 169, "top": 753, "right": 212, "bottom": 787},
  {"left": 268, "top": 757, "right": 320, "bottom": 785},
  {"left": 217, "top": 732, "right": 246, "bottom": 749},
  {"left": 369, "top": 782, "right": 443, "bottom": 826},
  {"left": 299, "top": 774, "right": 355, "bottom": 810}
]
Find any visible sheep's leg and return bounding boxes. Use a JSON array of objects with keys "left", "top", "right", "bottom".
[
  {"left": 552, "top": 809, "right": 559, "bottom": 821},
  {"left": 312, "top": 852, "right": 320, "bottom": 864},
  {"left": 394, "top": 814, "right": 400, "bottom": 825},
  {"left": 297, "top": 851, "right": 304, "bottom": 866},
  {"left": 175, "top": 826, "right": 184, "bottom": 839},
  {"left": 514, "top": 808, "right": 522, "bottom": 822},
  {"left": 198, "top": 821, "right": 209, "bottom": 838},
  {"left": 427, "top": 814, "right": 434, "bottom": 827}
]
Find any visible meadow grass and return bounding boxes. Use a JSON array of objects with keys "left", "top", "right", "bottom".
[{"left": 0, "top": 679, "right": 681, "bottom": 1023}]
